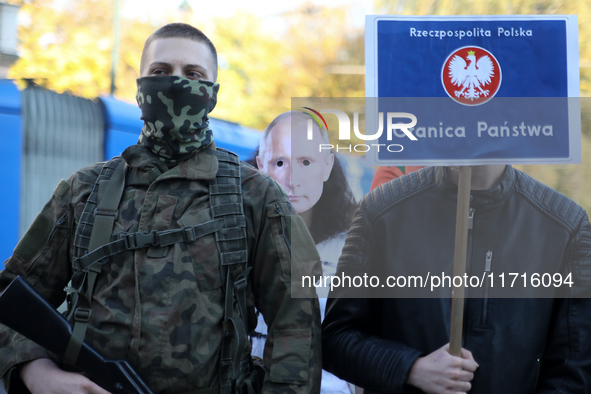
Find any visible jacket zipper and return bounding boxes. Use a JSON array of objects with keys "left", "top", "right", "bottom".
[
  {"left": 464, "top": 207, "right": 475, "bottom": 342},
  {"left": 482, "top": 250, "right": 493, "bottom": 325},
  {"left": 533, "top": 356, "right": 541, "bottom": 391}
]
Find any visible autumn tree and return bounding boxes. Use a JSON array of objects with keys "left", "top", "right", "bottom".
[
  {"left": 206, "top": 5, "right": 365, "bottom": 131},
  {"left": 9, "top": 1, "right": 366, "bottom": 132},
  {"left": 8, "top": 0, "right": 155, "bottom": 100}
]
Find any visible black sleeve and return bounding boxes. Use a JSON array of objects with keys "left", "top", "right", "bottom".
[
  {"left": 321, "top": 204, "right": 423, "bottom": 393},
  {"left": 535, "top": 214, "right": 591, "bottom": 393}
]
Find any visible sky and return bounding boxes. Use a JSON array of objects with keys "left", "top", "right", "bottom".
[{"left": 121, "top": 0, "right": 374, "bottom": 29}]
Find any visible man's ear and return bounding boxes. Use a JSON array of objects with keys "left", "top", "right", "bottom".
[
  {"left": 255, "top": 155, "right": 262, "bottom": 170},
  {"left": 323, "top": 153, "right": 334, "bottom": 182}
]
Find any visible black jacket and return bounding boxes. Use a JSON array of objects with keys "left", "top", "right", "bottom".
[{"left": 322, "top": 166, "right": 591, "bottom": 393}]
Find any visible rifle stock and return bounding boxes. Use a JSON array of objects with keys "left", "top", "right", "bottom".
[{"left": 0, "top": 276, "right": 153, "bottom": 394}]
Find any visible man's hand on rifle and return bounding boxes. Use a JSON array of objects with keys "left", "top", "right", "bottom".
[
  {"left": 21, "top": 358, "right": 112, "bottom": 394},
  {"left": 406, "top": 343, "right": 479, "bottom": 394}
]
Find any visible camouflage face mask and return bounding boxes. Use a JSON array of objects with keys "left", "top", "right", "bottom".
[{"left": 136, "top": 76, "right": 220, "bottom": 165}]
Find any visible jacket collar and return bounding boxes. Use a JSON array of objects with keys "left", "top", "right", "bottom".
[
  {"left": 434, "top": 165, "right": 515, "bottom": 208},
  {"left": 122, "top": 141, "right": 219, "bottom": 186}
]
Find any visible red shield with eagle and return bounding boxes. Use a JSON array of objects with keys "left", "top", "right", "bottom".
[{"left": 442, "top": 46, "right": 502, "bottom": 106}]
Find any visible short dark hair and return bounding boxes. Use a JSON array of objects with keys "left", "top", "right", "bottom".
[{"left": 140, "top": 23, "right": 218, "bottom": 79}]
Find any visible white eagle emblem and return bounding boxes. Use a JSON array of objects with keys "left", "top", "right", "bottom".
[{"left": 448, "top": 50, "right": 495, "bottom": 101}]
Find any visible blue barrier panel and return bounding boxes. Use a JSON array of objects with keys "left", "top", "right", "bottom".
[
  {"left": 99, "top": 96, "right": 143, "bottom": 159},
  {"left": 0, "top": 80, "right": 22, "bottom": 265},
  {"left": 209, "top": 118, "right": 261, "bottom": 160}
]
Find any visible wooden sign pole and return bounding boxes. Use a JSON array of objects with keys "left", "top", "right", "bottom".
[{"left": 449, "top": 166, "right": 472, "bottom": 357}]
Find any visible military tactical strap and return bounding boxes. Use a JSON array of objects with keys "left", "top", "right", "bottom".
[
  {"left": 211, "top": 149, "right": 251, "bottom": 394},
  {"left": 66, "top": 160, "right": 127, "bottom": 365},
  {"left": 73, "top": 158, "right": 125, "bottom": 255},
  {"left": 88, "top": 159, "right": 126, "bottom": 251},
  {"left": 66, "top": 157, "right": 126, "bottom": 366},
  {"left": 74, "top": 217, "right": 244, "bottom": 271}
]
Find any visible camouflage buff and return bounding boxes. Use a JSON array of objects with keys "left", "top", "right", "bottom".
[
  {"left": 137, "top": 76, "right": 219, "bottom": 165},
  {"left": 0, "top": 142, "right": 322, "bottom": 394}
]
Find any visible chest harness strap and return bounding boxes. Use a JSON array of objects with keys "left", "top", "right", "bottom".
[
  {"left": 66, "top": 157, "right": 126, "bottom": 366},
  {"left": 66, "top": 149, "right": 253, "bottom": 394},
  {"left": 211, "top": 149, "right": 251, "bottom": 394}
]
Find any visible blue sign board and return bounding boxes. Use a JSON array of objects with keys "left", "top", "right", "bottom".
[{"left": 365, "top": 15, "right": 580, "bottom": 166}]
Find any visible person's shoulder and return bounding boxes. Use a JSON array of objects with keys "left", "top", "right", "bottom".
[
  {"left": 512, "top": 167, "right": 587, "bottom": 231},
  {"left": 59, "top": 160, "right": 109, "bottom": 203},
  {"left": 72, "top": 160, "right": 109, "bottom": 180},
  {"left": 239, "top": 160, "right": 290, "bottom": 205},
  {"left": 360, "top": 166, "right": 436, "bottom": 219},
  {"left": 239, "top": 159, "right": 269, "bottom": 192}
]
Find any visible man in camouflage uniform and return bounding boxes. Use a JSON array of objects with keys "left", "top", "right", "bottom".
[{"left": 0, "top": 23, "right": 322, "bottom": 394}]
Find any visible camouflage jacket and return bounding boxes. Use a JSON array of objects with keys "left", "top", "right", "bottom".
[{"left": 0, "top": 141, "right": 322, "bottom": 394}]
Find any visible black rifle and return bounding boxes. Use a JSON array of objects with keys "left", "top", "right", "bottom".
[{"left": 0, "top": 276, "right": 153, "bottom": 394}]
